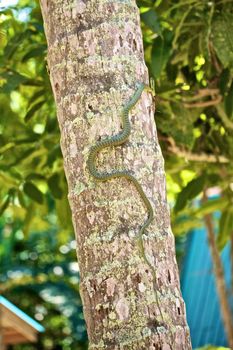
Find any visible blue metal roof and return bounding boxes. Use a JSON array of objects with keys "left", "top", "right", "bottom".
[
  {"left": 0, "top": 296, "right": 45, "bottom": 333},
  {"left": 180, "top": 225, "right": 232, "bottom": 348}
]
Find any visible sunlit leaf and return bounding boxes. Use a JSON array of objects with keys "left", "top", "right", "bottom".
[
  {"left": 194, "top": 197, "right": 228, "bottom": 217},
  {"left": 217, "top": 209, "right": 233, "bottom": 251},
  {"left": 0, "top": 70, "right": 27, "bottom": 93},
  {"left": 174, "top": 175, "right": 206, "bottom": 213},
  {"left": 173, "top": 216, "right": 202, "bottom": 236},
  {"left": 0, "top": 194, "right": 10, "bottom": 215}
]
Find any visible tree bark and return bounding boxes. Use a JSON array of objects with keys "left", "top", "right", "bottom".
[
  {"left": 203, "top": 192, "right": 233, "bottom": 349},
  {"left": 39, "top": 0, "right": 191, "bottom": 349}
]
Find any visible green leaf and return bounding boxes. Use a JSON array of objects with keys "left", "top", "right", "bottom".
[
  {"left": 163, "top": 101, "right": 198, "bottom": 148},
  {"left": 217, "top": 209, "right": 233, "bottom": 251},
  {"left": 0, "top": 188, "right": 15, "bottom": 215},
  {"left": 194, "top": 197, "right": 228, "bottom": 217},
  {"left": 17, "top": 190, "right": 26, "bottom": 208},
  {"left": 207, "top": 173, "right": 221, "bottom": 186},
  {"left": 211, "top": 13, "right": 233, "bottom": 70},
  {"left": 173, "top": 216, "right": 202, "bottom": 236},
  {"left": 3, "top": 28, "right": 35, "bottom": 60},
  {"left": 22, "top": 79, "right": 44, "bottom": 87},
  {"left": 23, "top": 182, "right": 43, "bottom": 204},
  {"left": 218, "top": 69, "right": 230, "bottom": 95},
  {"left": 224, "top": 80, "right": 233, "bottom": 118},
  {"left": 174, "top": 175, "right": 206, "bottom": 213},
  {"left": 47, "top": 145, "right": 62, "bottom": 166},
  {"left": 25, "top": 173, "right": 45, "bottom": 181},
  {"left": 56, "top": 197, "right": 72, "bottom": 230},
  {"left": 0, "top": 29, "right": 7, "bottom": 49},
  {"left": 151, "top": 31, "right": 172, "bottom": 78},
  {"left": 0, "top": 71, "right": 27, "bottom": 93},
  {"left": 137, "top": 0, "right": 153, "bottom": 6},
  {"left": 156, "top": 82, "right": 181, "bottom": 94},
  {"left": 48, "top": 173, "right": 63, "bottom": 199},
  {"left": 4, "top": 32, "right": 25, "bottom": 60},
  {"left": 24, "top": 100, "right": 45, "bottom": 122},
  {"left": 28, "top": 89, "right": 45, "bottom": 105},
  {"left": 0, "top": 142, "right": 15, "bottom": 154},
  {"left": 0, "top": 195, "right": 11, "bottom": 216},
  {"left": 30, "top": 22, "right": 44, "bottom": 33},
  {"left": 22, "top": 45, "right": 47, "bottom": 62},
  {"left": 141, "top": 9, "right": 161, "bottom": 35}
]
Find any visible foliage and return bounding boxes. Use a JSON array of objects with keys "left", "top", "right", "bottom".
[
  {"left": 0, "top": 0, "right": 233, "bottom": 349},
  {"left": 0, "top": 215, "right": 87, "bottom": 349},
  {"left": 139, "top": 0, "right": 233, "bottom": 246}
]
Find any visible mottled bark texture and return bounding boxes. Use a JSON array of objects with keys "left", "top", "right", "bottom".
[{"left": 39, "top": 0, "right": 191, "bottom": 349}]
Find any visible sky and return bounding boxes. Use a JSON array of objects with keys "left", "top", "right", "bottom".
[
  {"left": 0, "top": 0, "right": 18, "bottom": 6},
  {"left": 0, "top": 0, "right": 30, "bottom": 22}
]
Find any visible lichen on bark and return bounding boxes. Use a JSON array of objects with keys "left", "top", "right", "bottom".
[{"left": 40, "top": 0, "right": 192, "bottom": 348}]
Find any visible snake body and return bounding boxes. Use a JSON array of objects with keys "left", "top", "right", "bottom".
[
  {"left": 87, "top": 82, "right": 164, "bottom": 321},
  {"left": 87, "top": 83, "right": 154, "bottom": 248}
]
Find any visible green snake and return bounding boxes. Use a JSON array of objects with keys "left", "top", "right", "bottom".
[
  {"left": 87, "top": 82, "right": 153, "bottom": 245},
  {"left": 87, "top": 82, "right": 163, "bottom": 319}
]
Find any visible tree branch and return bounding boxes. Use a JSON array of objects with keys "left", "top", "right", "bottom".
[
  {"left": 203, "top": 191, "right": 233, "bottom": 349},
  {"left": 216, "top": 105, "right": 233, "bottom": 131},
  {"left": 183, "top": 95, "right": 222, "bottom": 108},
  {"left": 182, "top": 88, "right": 220, "bottom": 102},
  {"left": 161, "top": 136, "right": 229, "bottom": 163}
]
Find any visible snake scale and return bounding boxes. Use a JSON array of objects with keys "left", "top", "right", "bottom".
[{"left": 87, "top": 82, "right": 164, "bottom": 320}]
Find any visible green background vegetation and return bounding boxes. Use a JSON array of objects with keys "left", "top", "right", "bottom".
[{"left": 0, "top": 0, "right": 233, "bottom": 348}]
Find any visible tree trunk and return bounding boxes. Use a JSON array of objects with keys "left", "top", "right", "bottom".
[
  {"left": 39, "top": 1, "right": 191, "bottom": 348},
  {"left": 203, "top": 192, "right": 233, "bottom": 349}
]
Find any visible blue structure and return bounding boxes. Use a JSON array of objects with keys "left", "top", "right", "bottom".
[
  {"left": 181, "top": 226, "right": 232, "bottom": 348},
  {"left": 0, "top": 296, "right": 45, "bottom": 333},
  {"left": 0, "top": 296, "right": 44, "bottom": 347}
]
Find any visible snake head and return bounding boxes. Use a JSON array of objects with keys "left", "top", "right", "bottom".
[
  {"left": 135, "top": 80, "right": 155, "bottom": 96},
  {"left": 144, "top": 85, "right": 156, "bottom": 98},
  {"left": 135, "top": 81, "right": 143, "bottom": 89}
]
